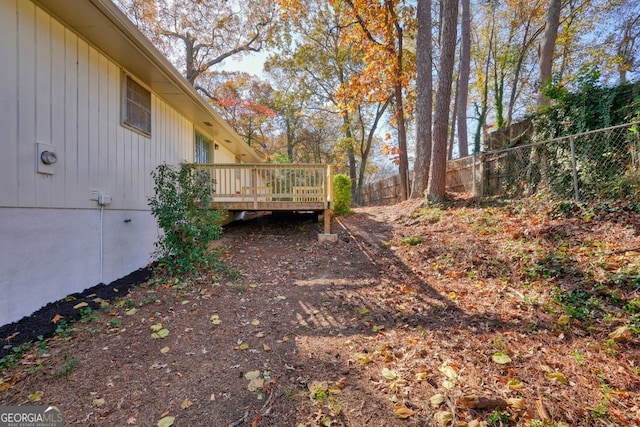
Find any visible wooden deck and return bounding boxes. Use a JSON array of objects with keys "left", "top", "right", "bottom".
[{"left": 193, "top": 163, "right": 333, "bottom": 234}]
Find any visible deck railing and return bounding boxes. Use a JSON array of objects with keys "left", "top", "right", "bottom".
[{"left": 193, "top": 163, "right": 333, "bottom": 210}]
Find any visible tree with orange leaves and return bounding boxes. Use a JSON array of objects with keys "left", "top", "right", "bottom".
[{"left": 335, "top": 0, "right": 416, "bottom": 201}]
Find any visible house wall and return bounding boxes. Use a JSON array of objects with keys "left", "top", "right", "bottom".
[{"left": 0, "top": 0, "right": 236, "bottom": 326}]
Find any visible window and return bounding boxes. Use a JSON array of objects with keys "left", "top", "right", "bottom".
[
  {"left": 195, "top": 132, "right": 212, "bottom": 164},
  {"left": 123, "top": 75, "right": 151, "bottom": 135}
]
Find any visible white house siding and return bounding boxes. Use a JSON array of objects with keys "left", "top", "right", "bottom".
[
  {"left": 215, "top": 147, "right": 239, "bottom": 164},
  {"left": 0, "top": 0, "right": 203, "bottom": 326}
]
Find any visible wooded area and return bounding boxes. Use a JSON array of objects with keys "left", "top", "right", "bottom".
[{"left": 113, "top": 0, "right": 639, "bottom": 203}]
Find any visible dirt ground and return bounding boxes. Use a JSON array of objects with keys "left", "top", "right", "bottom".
[{"left": 1, "top": 198, "right": 640, "bottom": 426}]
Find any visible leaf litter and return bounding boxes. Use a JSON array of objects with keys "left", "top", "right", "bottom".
[{"left": 1, "top": 199, "right": 640, "bottom": 426}]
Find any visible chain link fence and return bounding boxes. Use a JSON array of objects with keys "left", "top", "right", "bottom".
[{"left": 480, "top": 122, "right": 640, "bottom": 204}]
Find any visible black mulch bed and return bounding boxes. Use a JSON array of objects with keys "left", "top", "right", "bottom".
[{"left": 0, "top": 267, "right": 153, "bottom": 358}]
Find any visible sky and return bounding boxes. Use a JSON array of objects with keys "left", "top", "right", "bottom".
[{"left": 222, "top": 51, "right": 269, "bottom": 77}]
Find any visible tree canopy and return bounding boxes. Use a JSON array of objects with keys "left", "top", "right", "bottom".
[{"left": 115, "top": 0, "right": 640, "bottom": 202}]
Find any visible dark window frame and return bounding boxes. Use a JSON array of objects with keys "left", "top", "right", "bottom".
[{"left": 122, "top": 74, "right": 151, "bottom": 136}]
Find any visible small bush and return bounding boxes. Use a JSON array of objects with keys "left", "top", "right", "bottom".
[
  {"left": 149, "top": 163, "right": 225, "bottom": 275},
  {"left": 332, "top": 174, "right": 352, "bottom": 215}
]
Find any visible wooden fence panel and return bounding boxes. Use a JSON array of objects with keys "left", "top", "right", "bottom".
[{"left": 359, "top": 156, "right": 481, "bottom": 205}]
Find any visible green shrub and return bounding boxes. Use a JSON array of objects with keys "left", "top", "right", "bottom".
[
  {"left": 332, "top": 174, "right": 352, "bottom": 215},
  {"left": 148, "top": 163, "right": 225, "bottom": 275}
]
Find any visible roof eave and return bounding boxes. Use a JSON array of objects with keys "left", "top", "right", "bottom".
[{"left": 32, "top": 0, "right": 262, "bottom": 163}]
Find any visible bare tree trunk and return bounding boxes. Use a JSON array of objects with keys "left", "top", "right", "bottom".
[
  {"left": 427, "top": 0, "right": 458, "bottom": 202},
  {"left": 537, "top": 0, "right": 561, "bottom": 107},
  {"left": 449, "top": 74, "right": 459, "bottom": 160},
  {"left": 457, "top": 0, "right": 471, "bottom": 158},
  {"left": 410, "top": 0, "right": 433, "bottom": 199},
  {"left": 507, "top": 16, "right": 545, "bottom": 131},
  {"left": 474, "top": 5, "right": 495, "bottom": 153},
  {"left": 393, "top": 21, "right": 410, "bottom": 201},
  {"left": 342, "top": 114, "right": 358, "bottom": 201},
  {"left": 395, "top": 84, "right": 410, "bottom": 200},
  {"left": 357, "top": 98, "right": 391, "bottom": 203}
]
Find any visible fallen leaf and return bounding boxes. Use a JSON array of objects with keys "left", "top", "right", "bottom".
[
  {"left": 372, "top": 325, "right": 385, "bottom": 333},
  {"left": 507, "top": 397, "right": 526, "bottom": 410},
  {"left": 28, "top": 390, "right": 43, "bottom": 402},
  {"left": 414, "top": 372, "right": 427, "bottom": 382},
  {"left": 150, "top": 323, "right": 163, "bottom": 332},
  {"left": 275, "top": 295, "right": 287, "bottom": 300},
  {"left": 0, "top": 375, "right": 20, "bottom": 392},
  {"left": 92, "top": 398, "right": 105, "bottom": 407},
  {"left": 439, "top": 364, "right": 457, "bottom": 380},
  {"left": 263, "top": 343, "right": 271, "bottom": 351},
  {"left": 308, "top": 381, "right": 328, "bottom": 398},
  {"left": 255, "top": 332, "right": 265, "bottom": 338},
  {"left": 151, "top": 328, "right": 170, "bottom": 339},
  {"left": 353, "top": 353, "right": 372, "bottom": 365},
  {"left": 381, "top": 368, "right": 398, "bottom": 380},
  {"left": 434, "top": 410, "right": 452, "bottom": 427},
  {"left": 245, "top": 370, "right": 261, "bottom": 380},
  {"left": 328, "top": 385, "right": 342, "bottom": 394},
  {"left": 160, "top": 347, "right": 170, "bottom": 354},
  {"left": 125, "top": 308, "right": 138, "bottom": 316},
  {"left": 548, "top": 372, "right": 568, "bottom": 385},
  {"left": 251, "top": 319, "right": 260, "bottom": 326},
  {"left": 507, "top": 378, "right": 523, "bottom": 390},
  {"left": 238, "top": 343, "right": 249, "bottom": 350},
  {"left": 282, "top": 337, "right": 289, "bottom": 342},
  {"left": 492, "top": 352, "right": 512, "bottom": 365},
  {"left": 51, "top": 314, "right": 64, "bottom": 324},
  {"left": 180, "top": 398, "right": 193, "bottom": 410},
  {"left": 210, "top": 314, "right": 221, "bottom": 325},
  {"left": 247, "top": 378, "right": 264, "bottom": 392},
  {"left": 430, "top": 393, "right": 445, "bottom": 408},
  {"left": 157, "top": 416, "right": 175, "bottom": 427},
  {"left": 609, "top": 325, "right": 632, "bottom": 341},
  {"left": 73, "top": 302, "right": 88, "bottom": 310},
  {"left": 442, "top": 379, "right": 455, "bottom": 390},
  {"left": 393, "top": 405, "right": 414, "bottom": 419},
  {"left": 557, "top": 314, "right": 571, "bottom": 326},
  {"left": 389, "top": 378, "right": 407, "bottom": 392}
]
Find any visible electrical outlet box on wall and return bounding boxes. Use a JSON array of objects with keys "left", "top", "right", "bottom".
[
  {"left": 36, "top": 143, "right": 56, "bottom": 175},
  {"left": 98, "top": 194, "right": 112, "bottom": 205}
]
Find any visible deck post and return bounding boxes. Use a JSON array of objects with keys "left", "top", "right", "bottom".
[
  {"left": 252, "top": 168, "right": 258, "bottom": 209},
  {"left": 318, "top": 165, "right": 337, "bottom": 242},
  {"left": 323, "top": 208, "right": 331, "bottom": 234}
]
